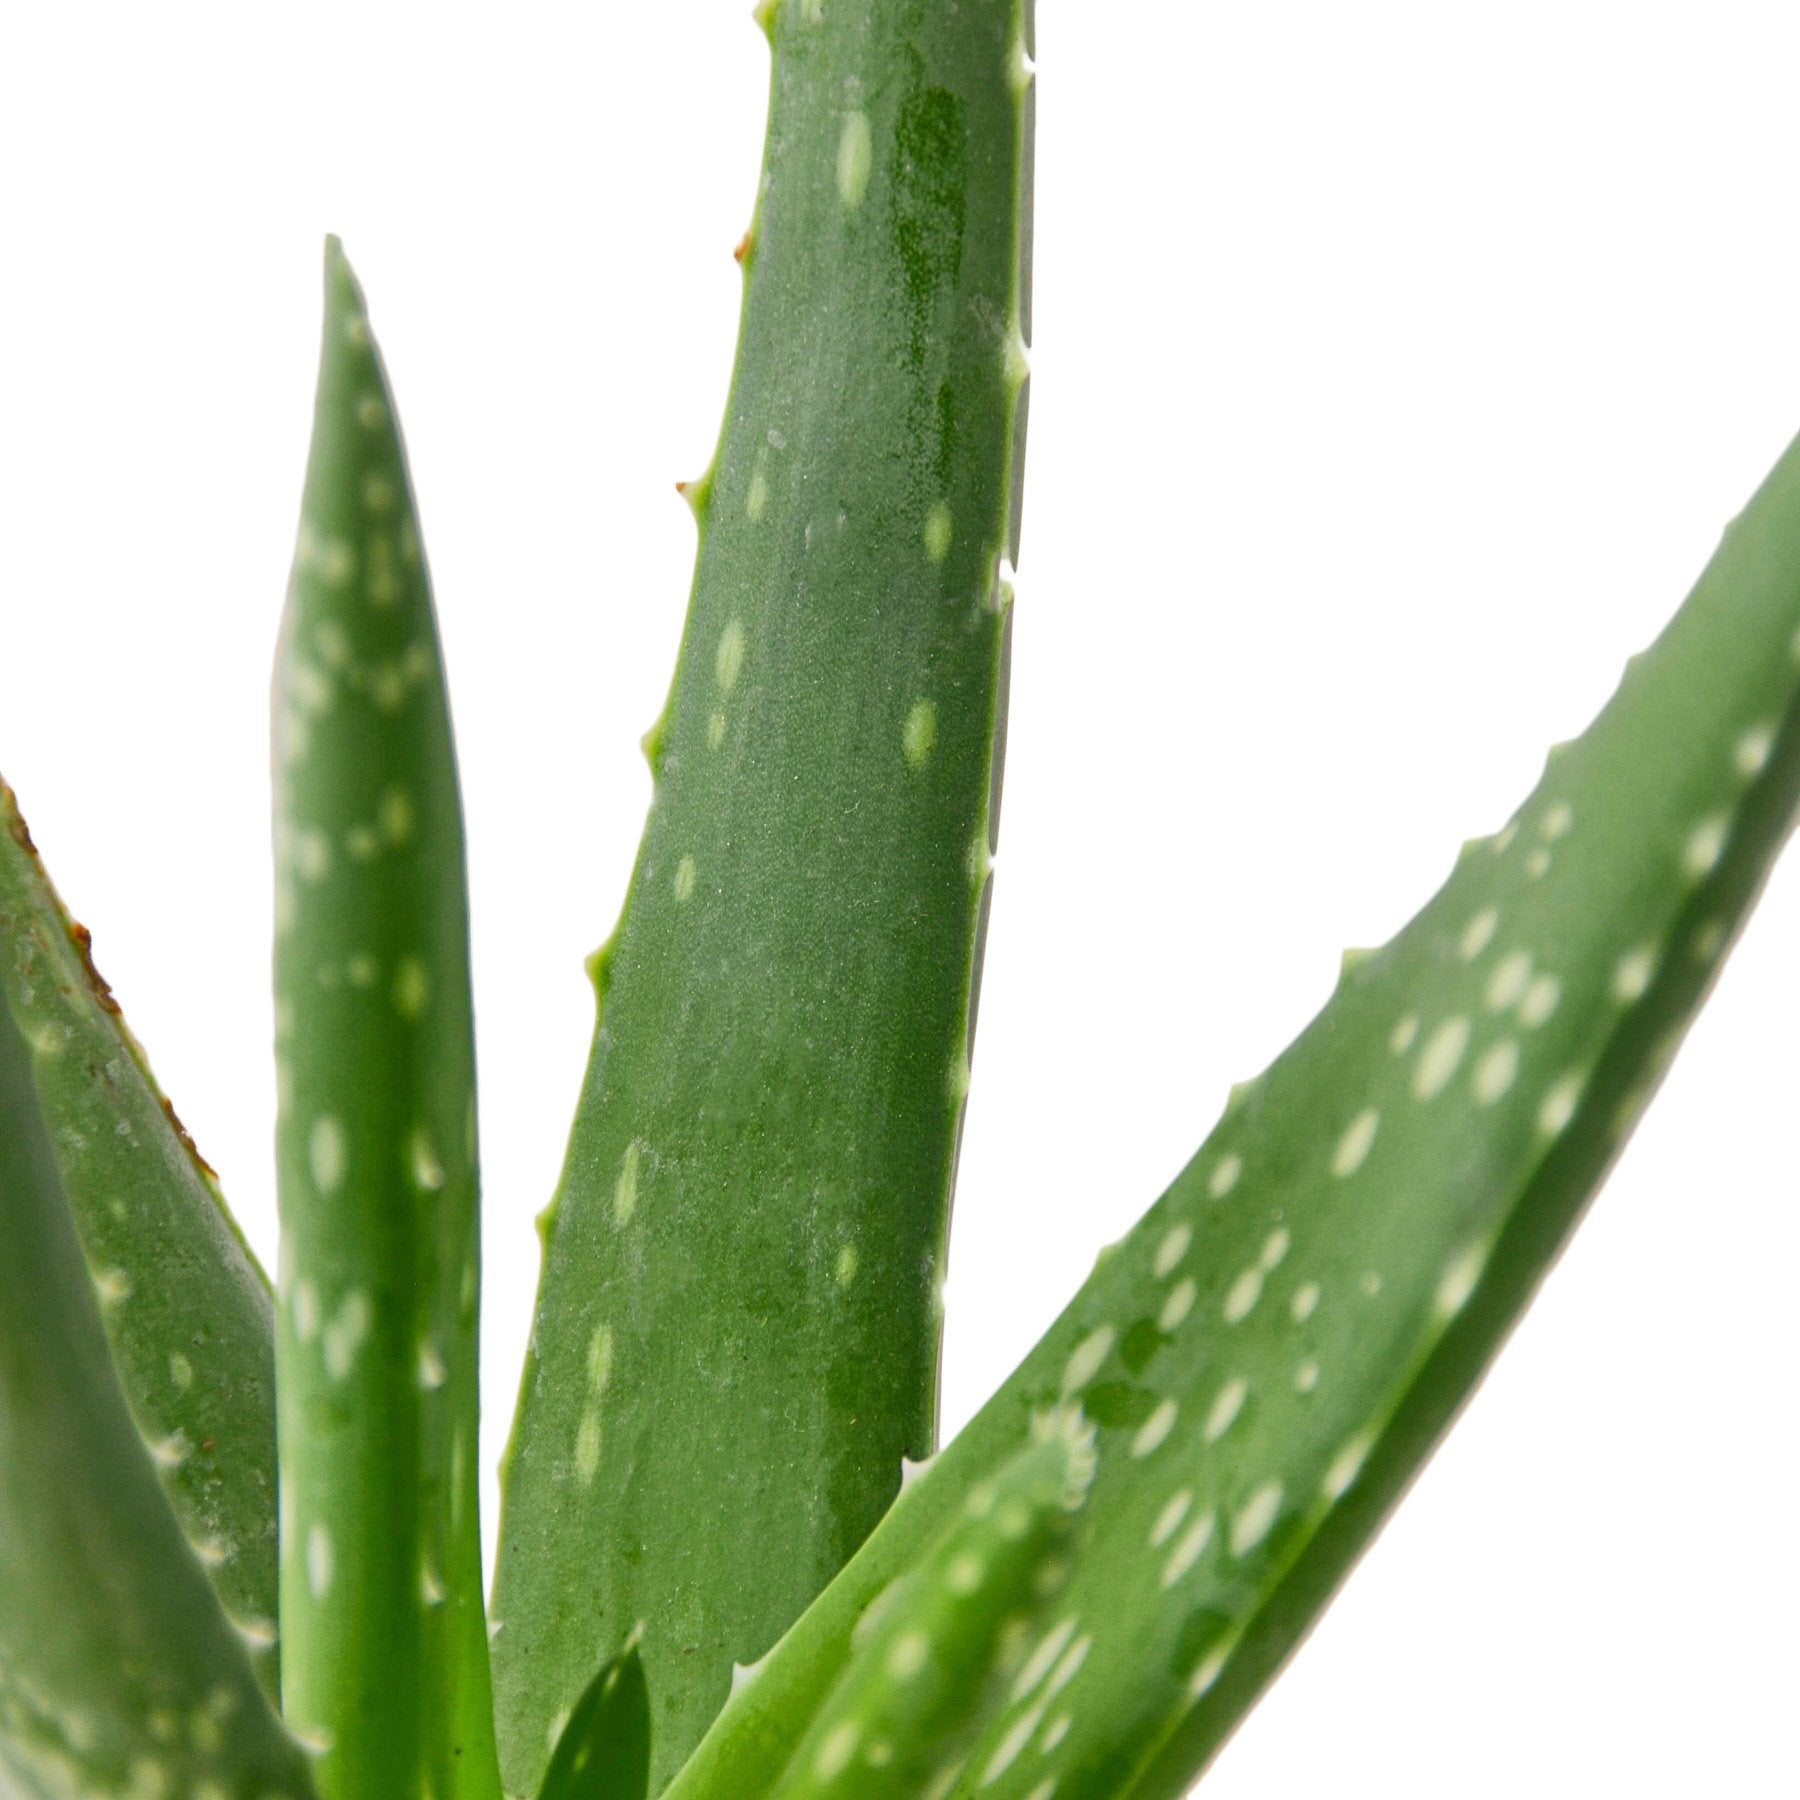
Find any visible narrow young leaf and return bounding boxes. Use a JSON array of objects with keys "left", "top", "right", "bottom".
[
  {"left": 491, "top": 0, "right": 1033, "bottom": 1788},
  {"left": 661, "top": 428, "right": 1800, "bottom": 1800},
  {"left": 538, "top": 1643, "right": 651, "bottom": 1800},
  {"left": 0, "top": 782, "right": 282, "bottom": 1686},
  {"left": 272, "top": 239, "right": 499, "bottom": 1800},
  {"left": 765, "top": 1407, "right": 1094, "bottom": 1800},
  {"left": 0, "top": 980, "right": 315, "bottom": 1800}
]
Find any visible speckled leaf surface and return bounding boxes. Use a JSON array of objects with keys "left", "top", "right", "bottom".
[
  {"left": 0, "top": 971, "right": 314, "bottom": 1800},
  {"left": 272, "top": 241, "right": 499, "bottom": 1800},
  {"left": 491, "top": 0, "right": 1033, "bottom": 1790},
  {"left": 0, "top": 782, "right": 282, "bottom": 1687},
  {"left": 764, "top": 1408, "right": 1093, "bottom": 1800},
  {"left": 662, "top": 428, "right": 1800, "bottom": 1800}
]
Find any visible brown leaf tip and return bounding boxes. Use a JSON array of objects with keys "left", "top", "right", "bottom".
[
  {"left": 161, "top": 1096, "right": 219, "bottom": 1180},
  {"left": 68, "top": 922, "right": 122, "bottom": 1016},
  {"left": 1, "top": 782, "right": 38, "bottom": 857}
]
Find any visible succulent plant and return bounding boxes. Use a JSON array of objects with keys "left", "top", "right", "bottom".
[{"left": 2, "top": 4, "right": 1796, "bottom": 1800}]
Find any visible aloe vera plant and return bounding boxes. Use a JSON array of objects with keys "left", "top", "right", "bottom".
[{"left": 2, "top": 4, "right": 1798, "bottom": 1799}]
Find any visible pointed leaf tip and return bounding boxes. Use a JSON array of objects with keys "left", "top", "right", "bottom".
[{"left": 539, "top": 1646, "right": 651, "bottom": 1800}]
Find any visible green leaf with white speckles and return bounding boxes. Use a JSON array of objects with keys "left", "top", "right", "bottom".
[
  {"left": 661, "top": 425, "right": 1800, "bottom": 1800},
  {"left": 0, "top": 778, "right": 282, "bottom": 1692},
  {"left": 764, "top": 1407, "right": 1094, "bottom": 1800},
  {"left": 490, "top": 0, "right": 1032, "bottom": 1790},
  {"left": 538, "top": 1644, "right": 651, "bottom": 1800},
  {"left": 272, "top": 239, "right": 500, "bottom": 1800},
  {"left": 0, "top": 961, "right": 315, "bottom": 1800}
]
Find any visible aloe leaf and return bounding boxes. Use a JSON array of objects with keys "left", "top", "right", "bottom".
[
  {"left": 538, "top": 1644, "right": 651, "bottom": 1800},
  {"left": 764, "top": 1406, "right": 1094, "bottom": 1800},
  {"left": 0, "top": 782, "right": 282, "bottom": 1686},
  {"left": 491, "top": 0, "right": 1033, "bottom": 1788},
  {"left": 272, "top": 239, "right": 499, "bottom": 1800},
  {"left": 0, "top": 970, "right": 315, "bottom": 1800},
  {"left": 661, "top": 427, "right": 1800, "bottom": 1800}
]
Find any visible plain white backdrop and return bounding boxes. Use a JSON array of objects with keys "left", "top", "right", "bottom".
[{"left": 2, "top": 4, "right": 1796, "bottom": 1793}]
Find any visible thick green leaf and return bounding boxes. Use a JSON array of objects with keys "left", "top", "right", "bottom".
[
  {"left": 763, "top": 1407, "right": 1093, "bottom": 1800},
  {"left": 0, "top": 966, "right": 314, "bottom": 1800},
  {"left": 661, "top": 427, "right": 1800, "bottom": 1800},
  {"left": 0, "top": 780, "right": 281, "bottom": 1689},
  {"left": 271, "top": 239, "right": 499, "bottom": 1800},
  {"left": 491, "top": 0, "right": 1033, "bottom": 1789},
  {"left": 538, "top": 1645, "right": 651, "bottom": 1800}
]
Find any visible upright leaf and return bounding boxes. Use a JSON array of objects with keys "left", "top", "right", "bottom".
[
  {"left": 0, "top": 973, "right": 314, "bottom": 1800},
  {"left": 662, "top": 427, "right": 1800, "bottom": 1800},
  {"left": 492, "top": 0, "right": 1034, "bottom": 1788},
  {"left": 0, "top": 782, "right": 281, "bottom": 1685},
  {"left": 272, "top": 240, "right": 499, "bottom": 1800}
]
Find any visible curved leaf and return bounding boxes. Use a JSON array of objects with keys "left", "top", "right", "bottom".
[
  {"left": 0, "top": 779, "right": 280, "bottom": 1686},
  {"left": 0, "top": 966, "right": 313, "bottom": 1799},
  {"left": 663, "top": 424, "right": 1800, "bottom": 1800}
]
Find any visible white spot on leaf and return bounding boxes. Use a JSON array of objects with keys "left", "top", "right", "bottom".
[
  {"left": 903, "top": 699, "right": 938, "bottom": 768},
  {"left": 1229, "top": 1482, "right": 1283, "bottom": 1555},
  {"left": 308, "top": 1117, "right": 346, "bottom": 1193},
  {"left": 1538, "top": 1072, "right": 1583, "bottom": 1136},
  {"left": 306, "top": 1525, "right": 332, "bottom": 1599},
  {"left": 1203, "top": 1377, "right": 1246, "bottom": 1442},
  {"left": 1153, "top": 1223, "right": 1191, "bottom": 1277},
  {"left": 1683, "top": 814, "right": 1728, "bottom": 879},
  {"left": 1459, "top": 907, "right": 1499, "bottom": 960},
  {"left": 1519, "top": 973, "right": 1561, "bottom": 1028},
  {"left": 836, "top": 111, "right": 873, "bottom": 207},
  {"left": 1613, "top": 946, "right": 1656, "bottom": 1004},
  {"left": 393, "top": 957, "right": 430, "bottom": 1019},
  {"left": 614, "top": 1141, "right": 643, "bottom": 1225},
  {"left": 1160, "top": 1512, "right": 1215, "bottom": 1588},
  {"left": 1158, "top": 1278, "right": 1196, "bottom": 1331},
  {"left": 1436, "top": 1244, "right": 1486, "bottom": 1316},
  {"left": 1148, "top": 1489, "right": 1191, "bottom": 1548},
  {"left": 1060, "top": 1326, "right": 1114, "bottom": 1395},
  {"left": 1322, "top": 1430, "right": 1375, "bottom": 1501},
  {"left": 1413, "top": 1017, "right": 1471, "bottom": 1100},
  {"left": 1131, "top": 1399, "right": 1178, "bottom": 1457},
  {"left": 1735, "top": 724, "right": 1775, "bottom": 778},
  {"left": 1486, "top": 950, "right": 1531, "bottom": 1011},
  {"left": 322, "top": 1291, "right": 371, "bottom": 1381},
  {"left": 1472, "top": 1040, "right": 1519, "bottom": 1104},
  {"left": 575, "top": 1410, "right": 602, "bottom": 1484},
  {"left": 715, "top": 620, "right": 746, "bottom": 692},
  {"left": 409, "top": 1128, "right": 446, "bottom": 1193},
  {"left": 1331, "top": 1109, "right": 1378, "bottom": 1177}
]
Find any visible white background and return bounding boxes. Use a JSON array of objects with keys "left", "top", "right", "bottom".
[{"left": 2, "top": 4, "right": 1797, "bottom": 1793}]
